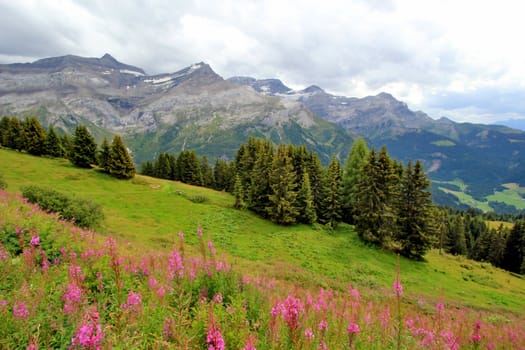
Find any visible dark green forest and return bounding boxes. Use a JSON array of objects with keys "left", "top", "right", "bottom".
[{"left": 1, "top": 116, "right": 524, "bottom": 271}]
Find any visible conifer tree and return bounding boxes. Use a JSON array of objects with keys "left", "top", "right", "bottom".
[
  {"left": 107, "top": 135, "right": 135, "bottom": 179},
  {"left": 355, "top": 148, "right": 398, "bottom": 246},
  {"left": 502, "top": 220, "right": 525, "bottom": 273},
  {"left": 71, "top": 125, "right": 97, "bottom": 168},
  {"left": 213, "top": 159, "right": 233, "bottom": 191},
  {"left": 155, "top": 153, "right": 172, "bottom": 179},
  {"left": 23, "top": 117, "right": 47, "bottom": 156},
  {"left": 201, "top": 156, "right": 214, "bottom": 188},
  {"left": 396, "top": 160, "right": 435, "bottom": 259},
  {"left": 266, "top": 144, "right": 299, "bottom": 225},
  {"left": 141, "top": 161, "right": 155, "bottom": 176},
  {"left": 6, "top": 117, "right": 25, "bottom": 151},
  {"left": 0, "top": 116, "right": 9, "bottom": 147},
  {"left": 45, "top": 126, "right": 64, "bottom": 158},
  {"left": 319, "top": 156, "right": 343, "bottom": 228},
  {"left": 342, "top": 138, "right": 369, "bottom": 223},
  {"left": 61, "top": 133, "right": 74, "bottom": 159},
  {"left": 446, "top": 215, "right": 467, "bottom": 255},
  {"left": 168, "top": 153, "right": 178, "bottom": 180},
  {"left": 177, "top": 150, "right": 203, "bottom": 185},
  {"left": 297, "top": 168, "right": 317, "bottom": 224},
  {"left": 98, "top": 138, "right": 111, "bottom": 172},
  {"left": 233, "top": 174, "right": 246, "bottom": 209},
  {"left": 248, "top": 139, "right": 274, "bottom": 216}
]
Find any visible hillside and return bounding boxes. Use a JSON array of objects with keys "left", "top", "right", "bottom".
[
  {"left": 2, "top": 54, "right": 525, "bottom": 212},
  {"left": 2, "top": 148, "right": 525, "bottom": 315}
]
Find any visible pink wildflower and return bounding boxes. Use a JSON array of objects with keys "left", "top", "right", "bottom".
[
  {"left": 304, "top": 327, "right": 315, "bottom": 341},
  {"left": 213, "top": 293, "right": 223, "bottom": 304},
  {"left": 319, "top": 319, "right": 328, "bottom": 333},
  {"left": 469, "top": 319, "right": 482, "bottom": 344},
  {"left": 207, "top": 241, "right": 216, "bottom": 255},
  {"left": 281, "top": 295, "right": 304, "bottom": 331},
  {"left": 206, "top": 326, "right": 225, "bottom": 350},
  {"left": 122, "top": 291, "right": 142, "bottom": 312},
  {"left": 70, "top": 307, "right": 104, "bottom": 350},
  {"left": 26, "top": 344, "right": 38, "bottom": 350},
  {"left": 393, "top": 280, "right": 403, "bottom": 297},
  {"left": 347, "top": 322, "right": 360, "bottom": 335},
  {"left": 13, "top": 301, "right": 29, "bottom": 319},
  {"left": 167, "top": 250, "right": 184, "bottom": 280},
  {"left": 0, "top": 244, "right": 9, "bottom": 260},
  {"left": 30, "top": 236, "right": 40, "bottom": 247},
  {"left": 436, "top": 302, "right": 445, "bottom": 312},
  {"left": 197, "top": 227, "right": 203, "bottom": 237},
  {"left": 63, "top": 282, "right": 83, "bottom": 314},
  {"left": 178, "top": 231, "right": 184, "bottom": 240},
  {"left": 163, "top": 318, "right": 175, "bottom": 341},
  {"left": 243, "top": 334, "right": 257, "bottom": 350}
]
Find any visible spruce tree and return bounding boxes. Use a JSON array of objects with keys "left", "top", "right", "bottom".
[
  {"left": 248, "top": 139, "right": 274, "bottom": 216},
  {"left": 319, "top": 156, "right": 343, "bottom": 228},
  {"left": 355, "top": 148, "right": 398, "bottom": 246},
  {"left": 0, "top": 116, "right": 9, "bottom": 147},
  {"left": 23, "top": 117, "right": 47, "bottom": 156},
  {"left": 155, "top": 153, "right": 172, "bottom": 179},
  {"left": 446, "top": 215, "right": 467, "bottom": 255},
  {"left": 71, "top": 125, "right": 97, "bottom": 168},
  {"left": 98, "top": 138, "right": 111, "bottom": 172},
  {"left": 342, "top": 138, "right": 369, "bottom": 223},
  {"left": 61, "top": 133, "right": 74, "bottom": 159},
  {"left": 45, "top": 126, "right": 64, "bottom": 158},
  {"left": 502, "top": 220, "right": 525, "bottom": 273},
  {"left": 266, "top": 144, "right": 299, "bottom": 225},
  {"left": 297, "top": 168, "right": 317, "bottom": 224},
  {"left": 396, "top": 160, "right": 435, "bottom": 259},
  {"left": 214, "top": 159, "right": 233, "bottom": 191},
  {"left": 233, "top": 174, "right": 246, "bottom": 209},
  {"left": 6, "top": 117, "right": 25, "bottom": 151},
  {"left": 141, "top": 161, "right": 155, "bottom": 176},
  {"left": 108, "top": 135, "right": 135, "bottom": 179},
  {"left": 177, "top": 150, "right": 203, "bottom": 185},
  {"left": 200, "top": 156, "right": 214, "bottom": 188}
]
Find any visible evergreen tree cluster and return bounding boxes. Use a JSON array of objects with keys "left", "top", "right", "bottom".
[
  {"left": 0, "top": 116, "right": 135, "bottom": 179},
  {"left": 141, "top": 151, "right": 234, "bottom": 190},
  {"left": 436, "top": 208, "right": 525, "bottom": 274}
]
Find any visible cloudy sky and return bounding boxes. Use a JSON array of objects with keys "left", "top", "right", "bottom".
[{"left": 1, "top": 0, "right": 524, "bottom": 124}]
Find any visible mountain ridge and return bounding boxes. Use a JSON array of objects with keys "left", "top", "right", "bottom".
[{"left": 2, "top": 54, "right": 525, "bottom": 211}]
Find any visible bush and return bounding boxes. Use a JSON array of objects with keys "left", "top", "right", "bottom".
[
  {"left": 21, "top": 185, "right": 104, "bottom": 229},
  {"left": 188, "top": 194, "right": 209, "bottom": 204}
]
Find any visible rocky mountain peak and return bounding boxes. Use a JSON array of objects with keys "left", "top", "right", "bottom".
[{"left": 301, "top": 85, "right": 324, "bottom": 94}]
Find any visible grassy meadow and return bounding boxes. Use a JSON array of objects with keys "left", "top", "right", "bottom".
[
  {"left": 2, "top": 148, "right": 525, "bottom": 348},
  {"left": 2, "top": 148, "right": 525, "bottom": 314}
]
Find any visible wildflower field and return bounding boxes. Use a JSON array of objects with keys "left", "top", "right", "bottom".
[{"left": 1, "top": 189, "right": 525, "bottom": 349}]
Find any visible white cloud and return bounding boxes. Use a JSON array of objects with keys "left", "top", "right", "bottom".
[{"left": 1, "top": 0, "right": 525, "bottom": 123}]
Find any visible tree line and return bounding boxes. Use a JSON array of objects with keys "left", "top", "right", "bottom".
[{"left": 0, "top": 116, "right": 135, "bottom": 179}]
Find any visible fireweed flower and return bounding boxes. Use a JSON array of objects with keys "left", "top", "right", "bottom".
[
  {"left": 13, "top": 301, "right": 29, "bottom": 319},
  {"left": 30, "top": 236, "right": 40, "bottom": 247},
  {"left": 206, "top": 326, "right": 225, "bottom": 350},
  {"left": 393, "top": 280, "right": 403, "bottom": 297},
  {"left": 304, "top": 327, "right": 315, "bottom": 341},
  {"left": 63, "top": 282, "right": 83, "bottom": 314},
  {"left": 70, "top": 307, "right": 104, "bottom": 350},
  {"left": 122, "top": 291, "right": 142, "bottom": 312},
  {"left": 168, "top": 250, "right": 184, "bottom": 280}
]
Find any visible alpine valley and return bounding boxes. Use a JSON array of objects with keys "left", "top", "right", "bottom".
[{"left": 2, "top": 54, "right": 525, "bottom": 212}]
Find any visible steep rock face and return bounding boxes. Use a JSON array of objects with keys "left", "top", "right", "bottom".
[{"left": 0, "top": 55, "right": 352, "bottom": 164}]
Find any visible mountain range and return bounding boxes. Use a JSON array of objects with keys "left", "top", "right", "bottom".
[{"left": 1, "top": 53, "right": 525, "bottom": 212}]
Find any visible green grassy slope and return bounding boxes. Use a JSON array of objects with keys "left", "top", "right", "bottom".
[{"left": 2, "top": 148, "right": 525, "bottom": 314}]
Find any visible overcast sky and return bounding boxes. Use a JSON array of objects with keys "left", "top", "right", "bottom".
[{"left": 1, "top": 0, "right": 524, "bottom": 124}]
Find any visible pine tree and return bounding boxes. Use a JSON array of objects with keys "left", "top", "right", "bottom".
[
  {"left": 396, "top": 160, "right": 435, "bottom": 259},
  {"left": 141, "top": 161, "right": 155, "bottom": 176},
  {"left": 297, "top": 168, "right": 317, "bottom": 224},
  {"left": 177, "top": 150, "right": 203, "bottom": 185},
  {"left": 233, "top": 174, "right": 246, "bottom": 209},
  {"left": 0, "top": 116, "right": 11, "bottom": 147},
  {"left": 71, "top": 125, "right": 97, "bottom": 168},
  {"left": 319, "top": 156, "right": 343, "bottom": 228},
  {"left": 200, "top": 156, "right": 214, "bottom": 188},
  {"left": 266, "top": 144, "right": 299, "bottom": 225},
  {"left": 98, "top": 138, "right": 111, "bottom": 172},
  {"left": 502, "top": 220, "right": 525, "bottom": 273},
  {"left": 61, "top": 133, "right": 74, "bottom": 159},
  {"left": 6, "top": 117, "right": 25, "bottom": 151},
  {"left": 45, "top": 126, "right": 64, "bottom": 158},
  {"left": 355, "top": 148, "right": 398, "bottom": 246},
  {"left": 342, "top": 138, "right": 369, "bottom": 223},
  {"left": 213, "top": 159, "right": 233, "bottom": 191},
  {"left": 23, "top": 117, "right": 47, "bottom": 156},
  {"left": 248, "top": 139, "right": 274, "bottom": 216},
  {"left": 446, "top": 215, "right": 467, "bottom": 255},
  {"left": 155, "top": 153, "right": 172, "bottom": 179},
  {"left": 107, "top": 135, "right": 135, "bottom": 179}
]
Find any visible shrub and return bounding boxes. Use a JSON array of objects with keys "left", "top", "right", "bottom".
[
  {"left": 21, "top": 185, "right": 104, "bottom": 229},
  {"left": 188, "top": 194, "right": 209, "bottom": 204}
]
